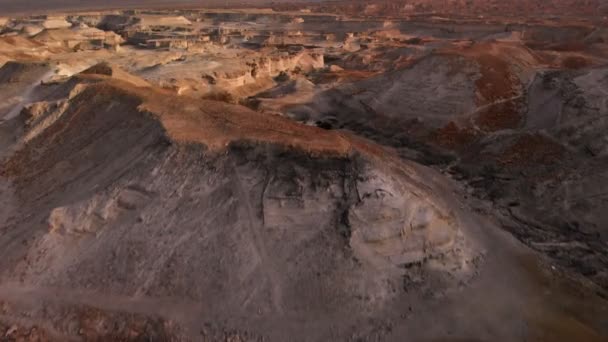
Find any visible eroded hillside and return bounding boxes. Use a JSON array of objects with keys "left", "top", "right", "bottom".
[{"left": 0, "top": 7, "right": 607, "bottom": 342}]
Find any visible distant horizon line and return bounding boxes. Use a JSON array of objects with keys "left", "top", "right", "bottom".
[{"left": 0, "top": 0, "right": 315, "bottom": 16}]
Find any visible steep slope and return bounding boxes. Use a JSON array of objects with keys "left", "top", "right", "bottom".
[
  {"left": 0, "top": 61, "right": 54, "bottom": 121},
  {"left": 0, "top": 64, "right": 472, "bottom": 340},
  {"left": 290, "top": 38, "right": 608, "bottom": 292},
  {"left": 0, "top": 64, "right": 606, "bottom": 341},
  {"left": 453, "top": 65, "right": 608, "bottom": 290}
]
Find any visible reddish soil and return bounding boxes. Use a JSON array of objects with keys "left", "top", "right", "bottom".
[
  {"left": 472, "top": 52, "right": 520, "bottom": 104},
  {"left": 562, "top": 56, "right": 592, "bottom": 69},
  {"left": 393, "top": 55, "right": 417, "bottom": 70},
  {"left": 498, "top": 134, "right": 565, "bottom": 167},
  {"left": 549, "top": 42, "right": 588, "bottom": 52},
  {"left": 315, "top": 69, "right": 380, "bottom": 84},
  {"left": 476, "top": 98, "right": 524, "bottom": 132},
  {"left": 440, "top": 43, "right": 543, "bottom": 132},
  {"left": 430, "top": 121, "right": 479, "bottom": 149}
]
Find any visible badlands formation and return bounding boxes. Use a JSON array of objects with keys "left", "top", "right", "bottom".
[{"left": 0, "top": 3, "right": 607, "bottom": 341}]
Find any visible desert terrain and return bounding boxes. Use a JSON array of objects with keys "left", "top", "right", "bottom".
[{"left": 0, "top": 2, "right": 607, "bottom": 341}]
